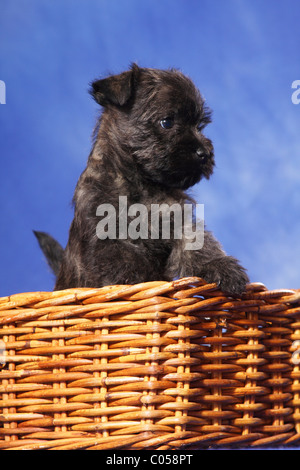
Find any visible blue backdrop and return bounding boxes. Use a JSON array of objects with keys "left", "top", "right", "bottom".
[{"left": 1, "top": 0, "right": 300, "bottom": 296}]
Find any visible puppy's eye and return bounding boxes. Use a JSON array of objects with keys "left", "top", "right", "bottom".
[{"left": 160, "top": 117, "right": 174, "bottom": 129}]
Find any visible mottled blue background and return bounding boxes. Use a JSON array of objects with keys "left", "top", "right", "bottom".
[{"left": 1, "top": 0, "right": 300, "bottom": 296}]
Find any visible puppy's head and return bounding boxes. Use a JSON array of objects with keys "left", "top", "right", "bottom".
[{"left": 90, "top": 64, "right": 215, "bottom": 190}]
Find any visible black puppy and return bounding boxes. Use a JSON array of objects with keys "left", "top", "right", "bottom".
[{"left": 35, "top": 64, "right": 249, "bottom": 294}]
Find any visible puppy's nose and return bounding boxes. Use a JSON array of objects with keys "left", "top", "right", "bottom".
[{"left": 196, "top": 148, "right": 206, "bottom": 160}]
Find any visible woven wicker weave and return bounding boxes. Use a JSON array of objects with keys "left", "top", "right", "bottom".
[{"left": 1, "top": 276, "right": 300, "bottom": 450}]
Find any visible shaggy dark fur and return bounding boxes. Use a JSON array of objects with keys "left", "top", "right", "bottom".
[{"left": 35, "top": 64, "right": 249, "bottom": 294}]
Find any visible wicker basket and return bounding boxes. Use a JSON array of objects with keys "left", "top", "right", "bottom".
[{"left": 1, "top": 276, "right": 300, "bottom": 450}]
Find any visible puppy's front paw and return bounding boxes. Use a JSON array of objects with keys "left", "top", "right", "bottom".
[{"left": 199, "top": 256, "right": 249, "bottom": 296}]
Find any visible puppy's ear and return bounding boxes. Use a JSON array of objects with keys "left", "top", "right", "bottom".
[{"left": 90, "top": 64, "right": 140, "bottom": 107}]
